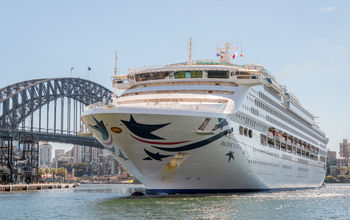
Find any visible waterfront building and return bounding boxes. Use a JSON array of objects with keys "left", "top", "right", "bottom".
[
  {"left": 340, "top": 139, "right": 350, "bottom": 158},
  {"left": 55, "top": 149, "right": 65, "bottom": 160},
  {"left": 336, "top": 157, "right": 348, "bottom": 167},
  {"left": 327, "top": 150, "right": 337, "bottom": 175},
  {"left": 72, "top": 145, "right": 83, "bottom": 163},
  {"left": 50, "top": 145, "right": 122, "bottom": 177},
  {"left": 39, "top": 142, "right": 52, "bottom": 168},
  {"left": 329, "top": 165, "right": 337, "bottom": 176},
  {"left": 336, "top": 157, "right": 349, "bottom": 175},
  {"left": 52, "top": 149, "right": 65, "bottom": 169},
  {"left": 56, "top": 156, "right": 74, "bottom": 169},
  {"left": 327, "top": 150, "right": 337, "bottom": 165}
]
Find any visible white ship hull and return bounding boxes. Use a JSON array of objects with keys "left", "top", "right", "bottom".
[
  {"left": 82, "top": 106, "right": 325, "bottom": 194},
  {"left": 82, "top": 51, "right": 327, "bottom": 193}
]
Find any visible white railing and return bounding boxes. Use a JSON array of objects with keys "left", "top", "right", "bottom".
[{"left": 120, "top": 102, "right": 226, "bottom": 112}]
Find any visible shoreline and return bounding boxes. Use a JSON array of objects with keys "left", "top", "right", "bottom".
[{"left": 0, "top": 183, "right": 80, "bottom": 192}]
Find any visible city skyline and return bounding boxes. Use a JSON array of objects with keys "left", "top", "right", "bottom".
[{"left": 1, "top": 0, "right": 349, "bottom": 152}]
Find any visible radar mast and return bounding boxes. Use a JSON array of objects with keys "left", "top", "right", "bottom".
[{"left": 216, "top": 42, "right": 240, "bottom": 63}]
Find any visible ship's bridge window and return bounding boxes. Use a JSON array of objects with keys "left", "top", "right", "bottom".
[
  {"left": 207, "top": 71, "right": 229, "bottom": 79},
  {"left": 174, "top": 71, "right": 202, "bottom": 79},
  {"left": 135, "top": 72, "right": 170, "bottom": 82}
]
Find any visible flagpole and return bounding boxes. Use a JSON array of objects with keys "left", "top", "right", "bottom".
[
  {"left": 114, "top": 50, "right": 118, "bottom": 76},
  {"left": 70, "top": 67, "right": 74, "bottom": 77}
]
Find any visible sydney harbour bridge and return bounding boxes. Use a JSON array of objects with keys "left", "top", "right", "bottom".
[{"left": 0, "top": 78, "right": 112, "bottom": 183}]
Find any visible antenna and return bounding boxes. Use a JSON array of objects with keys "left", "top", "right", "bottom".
[
  {"left": 188, "top": 38, "right": 193, "bottom": 65},
  {"left": 114, "top": 50, "right": 118, "bottom": 76},
  {"left": 112, "top": 50, "right": 119, "bottom": 98}
]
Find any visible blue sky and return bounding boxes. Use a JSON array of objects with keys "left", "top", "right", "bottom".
[{"left": 0, "top": 0, "right": 349, "bottom": 153}]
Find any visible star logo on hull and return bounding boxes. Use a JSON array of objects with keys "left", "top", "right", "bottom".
[
  {"left": 121, "top": 115, "right": 170, "bottom": 140},
  {"left": 225, "top": 151, "right": 234, "bottom": 162},
  {"left": 118, "top": 149, "right": 129, "bottom": 161},
  {"left": 143, "top": 149, "right": 172, "bottom": 161}
]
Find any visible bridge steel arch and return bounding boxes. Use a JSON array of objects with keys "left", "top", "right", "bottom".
[
  {"left": 0, "top": 78, "right": 112, "bottom": 129},
  {"left": 0, "top": 78, "right": 112, "bottom": 183}
]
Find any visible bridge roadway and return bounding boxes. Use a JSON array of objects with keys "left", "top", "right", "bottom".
[{"left": 0, "top": 128, "right": 104, "bottom": 149}]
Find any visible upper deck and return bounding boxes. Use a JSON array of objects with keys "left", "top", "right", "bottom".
[
  {"left": 113, "top": 60, "right": 264, "bottom": 90},
  {"left": 112, "top": 59, "right": 321, "bottom": 130}
]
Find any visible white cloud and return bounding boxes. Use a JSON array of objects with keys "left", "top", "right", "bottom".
[{"left": 319, "top": 7, "right": 336, "bottom": 12}]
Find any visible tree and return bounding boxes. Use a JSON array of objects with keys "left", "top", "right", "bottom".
[
  {"left": 63, "top": 163, "right": 73, "bottom": 174},
  {"left": 38, "top": 168, "right": 45, "bottom": 180},
  {"left": 44, "top": 168, "right": 50, "bottom": 180},
  {"left": 57, "top": 167, "right": 68, "bottom": 183},
  {"left": 73, "top": 162, "right": 88, "bottom": 177},
  {"left": 51, "top": 168, "right": 57, "bottom": 182}
]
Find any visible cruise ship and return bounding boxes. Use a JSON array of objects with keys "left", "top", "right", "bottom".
[{"left": 81, "top": 41, "right": 327, "bottom": 194}]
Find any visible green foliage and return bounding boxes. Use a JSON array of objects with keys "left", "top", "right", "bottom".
[
  {"left": 51, "top": 168, "right": 57, "bottom": 175},
  {"left": 38, "top": 168, "right": 45, "bottom": 179},
  {"left": 337, "top": 175, "right": 350, "bottom": 183},
  {"left": 63, "top": 163, "right": 73, "bottom": 174},
  {"left": 51, "top": 168, "right": 57, "bottom": 181},
  {"left": 325, "top": 175, "right": 339, "bottom": 183},
  {"left": 57, "top": 167, "right": 67, "bottom": 176},
  {"left": 73, "top": 162, "right": 88, "bottom": 177},
  {"left": 55, "top": 167, "right": 68, "bottom": 182},
  {"left": 44, "top": 168, "right": 50, "bottom": 179}
]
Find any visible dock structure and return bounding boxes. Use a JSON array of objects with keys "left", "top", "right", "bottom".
[
  {"left": 0, "top": 183, "right": 80, "bottom": 192},
  {"left": 0, "top": 78, "right": 112, "bottom": 184},
  {"left": 0, "top": 135, "right": 39, "bottom": 184}
]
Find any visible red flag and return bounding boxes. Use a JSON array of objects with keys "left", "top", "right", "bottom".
[
  {"left": 232, "top": 51, "right": 238, "bottom": 60},
  {"left": 240, "top": 50, "right": 243, "bottom": 57}
]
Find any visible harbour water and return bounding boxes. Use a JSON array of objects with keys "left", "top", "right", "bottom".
[{"left": 1, "top": 183, "right": 350, "bottom": 219}]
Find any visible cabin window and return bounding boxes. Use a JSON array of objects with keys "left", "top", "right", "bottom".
[
  {"left": 260, "top": 134, "right": 267, "bottom": 146},
  {"left": 267, "top": 138, "right": 274, "bottom": 148},
  {"left": 207, "top": 71, "right": 229, "bottom": 79},
  {"left": 244, "top": 128, "right": 248, "bottom": 136},
  {"left": 239, "top": 126, "right": 243, "bottom": 135},
  {"left": 248, "top": 129, "right": 252, "bottom": 138},
  {"left": 281, "top": 143, "right": 286, "bottom": 151}
]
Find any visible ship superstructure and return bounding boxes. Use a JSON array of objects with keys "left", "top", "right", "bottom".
[{"left": 81, "top": 41, "right": 327, "bottom": 193}]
